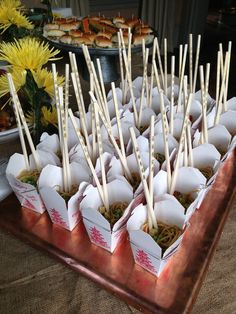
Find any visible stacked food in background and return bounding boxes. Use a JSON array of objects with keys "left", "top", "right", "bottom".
[{"left": 43, "top": 15, "right": 154, "bottom": 47}]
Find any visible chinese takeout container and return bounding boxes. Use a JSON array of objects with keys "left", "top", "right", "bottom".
[
  {"left": 6, "top": 153, "right": 45, "bottom": 214},
  {"left": 80, "top": 178, "right": 135, "bottom": 253},
  {"left": 193, "top": 124, "right": 231, "bottom": 156},
  {"left": 127, "top": 194, "right": 186, "bottom": 276},
  {"left": 38, "top": 162, "right": 91, "bottom": 230},
  {"left": 172, "top": 166, "right": 207, "bottom": 218}
]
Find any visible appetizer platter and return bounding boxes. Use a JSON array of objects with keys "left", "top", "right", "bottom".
[
  {"left": 43, "top": 15, "right": 155, "bottom": 54},
  {"left": 42, "top": 15, "right": 156, "bottom": 82},
  {"left": 0, "top": 31, "right": 236, "bottom": 312}
]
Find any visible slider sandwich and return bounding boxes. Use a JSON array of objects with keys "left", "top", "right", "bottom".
[
  {"left": 83, "top": 31, "right": 97, "bottom": 42},
  {"left": 113, "top": 16, "right": 125, "bottom": 24},
  {"left": 44, "top": 23, "right": 59, "bottom": 31},
  {"left": 135, "top": 21, "right": 149, "bottom": 30},
  {"left": 132, "top": 33, "right": 153, "bottom": 46},
  {"left": 46, "top": 29, "right": 66, "bottom": 42},
  {"left": 115, "top": 22, "right": 129, "bottom": 29},
  {"left": 136, "top": 26, "right": 153, "bottom": 34},
  {"left": 97, "top": 30, "right": 113, "bottom": 39},
  {"left": 59, "top": 23, "right": 77, "bottom": 32},
  {"left": 69, "top": 29, "right": 83, "bottom": 37},
  {"left": 126, "top": 18, "right": 139, "bottom": 28},
  {"left": 112, "top": 33, "right": 129, "bottom": 45},
  {"left": 99, "top": 18, "right": 114, "bottom": 26},
  {"left": 95, "top": 35, "right": 113, "bottom": 48},
  {"left": 60, "top": 35, "right": 72, "bottom": 44},
  {"left": 72, "top": 36, "right": 93, "bottom": 46}
]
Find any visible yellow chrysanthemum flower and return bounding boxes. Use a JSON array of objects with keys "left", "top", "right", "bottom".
[
  {"left": 0, "top": 37, "right": 60, "bottom": 70},
  {"left": 0, "top": 6, "right": 33, "bottom": 33},
  {"left": 26, "top": 106, "right": 58, "bottom": 128},
  {"left": 41, "top": 106, "right": 58, "bottom": 127},
  {"left": 32, "top": 68, "right": 64, "bottom": 98},
  {"left": 0, "top": 0, "right": 22, "bottom": 10},
  {"left": 0, "top": 67, "right": 26, "bottom": 97}
]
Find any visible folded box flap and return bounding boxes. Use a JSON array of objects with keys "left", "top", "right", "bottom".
[
  {"left": 6, "top": 153, "right": 29, "bottom": 177},
  {"left": 82, "top": 207, "right": 111, "bottom": 231},
  {"left": 129, "top": 229, "right": 162, "bottom": 259}
]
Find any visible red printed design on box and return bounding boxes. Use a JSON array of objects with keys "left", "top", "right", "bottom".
[
  {"left": 22, "top": 198, "right": 36, "bottom": 211},
  {"left": 136, "top": 249, "right": 156, "bottom": 274},
  {"left": 89, "top": 226, "right": 108, "bottom": 248},
  {"left": 50, "top": 208, "right": 68, "bottom": 228}
]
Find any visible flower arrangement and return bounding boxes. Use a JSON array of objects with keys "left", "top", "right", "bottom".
[
  {"left": 0, "top": 0, "right": 34, "bottom": 42},
  {"left": 0, "top": 37, "right": 64, "bottom": 143}
]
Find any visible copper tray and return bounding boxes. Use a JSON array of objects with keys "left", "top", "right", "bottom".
[{"left": 0, "top": 150, "right": 236, "bottom": 314}]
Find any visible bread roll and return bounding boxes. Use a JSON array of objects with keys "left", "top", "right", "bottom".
[
  {"left": 95, "top": 35, "right": 113, "bottom": 48},
  {"left": 46, "top": 29, "right": 66, "bottom": 41},
  {"left": 83, "top": 32, "right": 96, "bottom": 42},
  {"left": 133, "top": 33, "right": 154, "bottom": 46},
  {"left": 135, "top": 26, "right": 153, "bottom": 34},
  {"left": 72, "top": 36, "right": 93, "bottom": 46},
  {"left": 112, "top": 33, "right": 129, "bottom": 45},
  {"left": 115, "top": 22, "right": 129, "bottom": 29},
  {"left": 132, "top": 33, "right": 147, "bottom": 46},
  {"left": 69, "top": 29, "right": 83, "bottom": 37},
  {"left": 99, "top": 18, "right": 114, "bottom": 26},
  {"left": 44, "top": 23, "right": 59, "bottom": 31},
  {"left": 60, "top": 35, "right": 72, "bottom": 44},
  {"left": 126, "top": 18, "right": 139, "bottom": 28},
  {"left": 113, "top": 16, "right": 125, "bottom": 24},
  {"left": 97, "top": 30, "right": 113, "bottom": 39},
  {"left": 135, "top": 22, "right": 149, "bottom": 31},
  {"left": 59, "top": 23, "right": 77, "bottom": 32}
]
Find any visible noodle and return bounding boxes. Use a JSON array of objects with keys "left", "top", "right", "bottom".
[
  {"left": 199, "top": 166, "right": 213, "bottom": 181},
  {"left": 142, "top": 221, "right": 182, "bottom": 251},
  {"left": 99, "top": 201, "right": 128, "bottom": 226},
  {"left": 17, "top": 170, "right": 40, "bottom": 187},
  {"left": 154, "top": 152, "right": 165, "bottom": 165},
  {"left": 139, "top": 125, "right": 148, "bottom": 134},
  {"left": 129, "top": 172, "right": 141, "bottom": 191},
  {"left": 173, "top": 191, "right": 194, "bottom": 212},
  {"left": 58, "top": 185, "right": 79, "bottom": 203}
]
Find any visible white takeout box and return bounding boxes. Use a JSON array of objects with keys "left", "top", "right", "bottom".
[
  {"left": 226, "top": 97, "right": 236, "bottom": 111},
  {"left": 36, "top": 132, "right": 60, "bottom": 154},
  {"left": 6, "top": 153, "right": 45, "bottom": 214},
  {"left": 101, "top": 119, "right": 140, "bottom": 146},
  {"left": 179, "top": 143, "right": 221, "bottom": 171},
  {"left": 80, "top": 178, "right": 136, "bottom": 253},
  {"left": 171, "top": 166, "right": 207, "bottom": 218},
  {"left": 127, "top": 195, "right": 186, "bottom": 276},
  {"left": 219, "top": 110, "right": 236, "bottom": 135},
  {"left": 151, "top": 88, "right": 170, "bottom": 114},
  {"left": 38, "top": 163, "right": 91, "bottom": 230},
  {"left": 173, "top": 166, "right": 207, "bottom": 197},
  {"left": 193, "top": 124, "right": 231, "bottom": 155}
]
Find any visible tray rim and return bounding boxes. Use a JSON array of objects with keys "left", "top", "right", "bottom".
[{"left": 0, "top": 149, "right": 236, "bottom": 314}]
